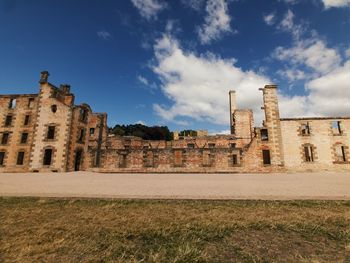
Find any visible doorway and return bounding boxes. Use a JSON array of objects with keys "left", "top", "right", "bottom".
[{"left": 74, "top": 150, "right": 83, "bottom": 171}]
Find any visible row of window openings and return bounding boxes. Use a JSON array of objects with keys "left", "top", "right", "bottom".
[
  {"left": 1, "top": 127, "right": 56, "bottom": 143},
  {"left": 303, "top": 145, "right": 347, "bottom": 163},
  {"left": 259, "top": 121, "right": 343, "bottom": 141},
  {"left": 3, "top": 115, "right": 31, "bottom": 127},
  {"left": 1, "top": 133, "right": 29, "bottom": 145},
  {"left": 301, "top": 121, "right": 343, "bottom": 135},
  {"left": 0, "top": 151, "right": 25, "bottom": 166},
  {"left": 1, "top": 126, "right": 95, "bottom": 145},
  {"left": 48, "top": 127, "right": 92, "bottom": 142},
  {"left": 7, "top": 98, "right": 35, "bottom": 110},
  {"left": 0, "top": 149, "right": 53, "bottom": 166}
]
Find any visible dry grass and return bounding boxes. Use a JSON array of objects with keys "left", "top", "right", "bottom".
[{"left": 1, "top": 198, "right": 350, "bottom": 262}]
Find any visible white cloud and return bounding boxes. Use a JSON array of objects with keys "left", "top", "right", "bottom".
[
  {"left": 130, "top": 0, "right": 166, "bottom": 20},
  {"left": 306, "top": 61, "right": 350, "bottom": 116},
  {"left": 277, "top": 69, "right": 306, "bottom": 82},
  {"left": 97, "top": 31, "right": 112, "bottom": 40},
  {"left": 209, "top": 129, "right": 230, "bottom": 135},
  {"left": 137, "top": 75, "right": 149, "bottom": 85},
  {"left": 181, "top": 0, "right": 205, "bottom": 11},
  {"left": 135, "top": 120, "right": 146, "bottom": 125},
  {"left": 197, "top": 0, "right": 232, "bottom": 44},
  {"left": 151, "top": 33, "right": 350, "bottom": 128},
  {"left": 274, "top": 39, "right": 341, "bottom": 74},
  {"left": 273, "top": 10, "right": 341, "bottom": 76},
  {"left": 137, "top": 75, "right": 158, "bottom": 93},
  {"left": 345, "top": 48, "right": 350, "bottom": 58},
  {"left": 277, "top": 9, "right": 303, "bottom": 39},
  {"left": 152, "top": 34, "right": 271, "bottom": 125},
  {"left": 322, "top": 0, "right": 350, "bottom": 8},
  {"left": 263, "top": 13, "right": 275, "bottom": 26},
  {"left": 271, "top": 9, "right": 350, "bottom": 118}
]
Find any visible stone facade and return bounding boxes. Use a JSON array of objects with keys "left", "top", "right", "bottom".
[
  {"left": 0, "top": 71, "right": 349, "bottom": 173},
  {"left": 0, "top": 72, "right": 107, "bottom": 172}
]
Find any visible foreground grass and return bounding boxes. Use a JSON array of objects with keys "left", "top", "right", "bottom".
[{"left": 1, "top": 198, "right": 350, "bottom": 262}]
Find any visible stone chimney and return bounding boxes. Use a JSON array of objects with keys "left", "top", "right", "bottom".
[
  {"left": 229, "top": 90, "right": 236, "bottom": 133},
  {"left": 39, "top": 71, "right": 49, "bottom": 84}
]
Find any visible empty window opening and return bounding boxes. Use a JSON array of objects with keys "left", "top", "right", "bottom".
[
  {"left": 0, "top": 152, "right": 5, "bottom": 166},
  {"left": 208, "top": 143, "right": 216, "bottom": 148},
  {"left": 119, "top": 154, "right": 127, "bottom": 168},
  {"left": 332, "top": 121, "right": 342, "bottom": 135},
  {"left": 262, "top": 149, "right": 271, "bottom": 165},
  {"left": 43, "top": 149, "right": 53, "bottom": 166},
  {"left": 304, "top": 145, "right": 314, "bottom": 162},
  {"left": 260, "top": 129, "right": 269, "bottom": 141},
  {"left": 1, "top": 133, "right": 9, "bottom": 145},
  {"left": 20, "top": 133, "right": 28, "bottom": 144},
  {"left": 187, "top": 143, "right": 195, "bottom": 149},
  {"left": 335, "top": 145, "right": 346, "bottom": 162},
  {"left": 24, "top": 115, "right": 30, "bottom": 126},
  {"left": 174, "top": 150, "right": 183, "bottom": 166},
  {"left": 47, "top": 126, "right": 55, "bottom": 140},
  {"left": 16, "top": 151, "right": 25, "bottom": 165},
  {"left": 89, "top": 128, "right": 95, "bottom": 136},
  {"left": 78, "top": 128, "right": 85, "bottom": 143},
  {"left": 342, "top": 146, "right": 347, "bottom": 162},
  {"left": 301, "top": 123, "right": 310, "bottom": 135},
  {"left": 5, "top": 115, "right": 13, "bottom": 126},
  {"left": 51, "top": 105, "right": 57, "bottom": 113},
  {"left": 230, "top": 143, "right": 236, "bottom": 149},
  {"left": 232, "top": 154, "right": 238, "bottom": 166},
  {"left": 79, "top": 108, "right": 88, "bottom": 122},
  {"left": 203, "top": 151, "right": 211, "bottom": 166},
  {"left": 8, "top": 99, "right": 16, "bottom": 109},
  {"left": 28, "top": 98, "right": 35, "bottom": 108}
]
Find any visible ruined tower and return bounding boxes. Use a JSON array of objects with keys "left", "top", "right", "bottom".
[
  {"left": 229, "top": 90, "right": 254, "bottom": 145},
  {"left": 260, "top": 85, "right": 284, "bottom": 166}
]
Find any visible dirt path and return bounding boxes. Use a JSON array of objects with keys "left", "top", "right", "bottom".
[{"left": 0, "top": 172, "right": 349, "bottom": 200}]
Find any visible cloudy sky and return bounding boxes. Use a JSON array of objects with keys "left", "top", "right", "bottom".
[{"left": 0, "top": 0, "right": 349, "bottom": 133}]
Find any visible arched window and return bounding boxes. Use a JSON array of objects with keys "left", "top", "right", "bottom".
[{"left": 51, "top": 105, "right": 57, "bottom": 113}]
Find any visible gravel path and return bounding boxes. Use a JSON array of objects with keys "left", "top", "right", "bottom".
[{"left": 0, "top": 172, "right": 350, "bottom": 200}]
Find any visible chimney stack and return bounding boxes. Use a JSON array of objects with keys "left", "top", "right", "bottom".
[
  {"left": 39, "top": 71, "right": 49, "bottom": 84},
  {"left": 229, "top": 90, "right": 236, "bottom": 132}
]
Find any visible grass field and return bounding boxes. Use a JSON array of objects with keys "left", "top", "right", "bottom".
[{"left": 1, "top": 198, "right": 350, "bottom": 262}]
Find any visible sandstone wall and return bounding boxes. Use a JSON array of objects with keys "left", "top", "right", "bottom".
[
  {"left": 281, "top": 118, "right": 350, "bottom": 172},
  {"left": 0, "top": 94, "right": 38, "bottom": 172}
]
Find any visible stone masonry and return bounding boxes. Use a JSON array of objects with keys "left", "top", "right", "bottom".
[{"left": 0, "top": 71, "right": 349, "bottom": 173}]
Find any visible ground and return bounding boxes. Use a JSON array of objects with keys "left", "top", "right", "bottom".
[
  {"left": 1, "top": 198, "right": 350, "bottom": 262},
  {"left": 1, "top": 172, "right": 350, "bottom": 262},
  {"left": 0, "top": 172, "right": 350, "bottom": 199}
]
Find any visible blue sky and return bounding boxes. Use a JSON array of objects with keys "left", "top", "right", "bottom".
[{"left": 1, "top": 0, "right": 350, "bottom": 133}]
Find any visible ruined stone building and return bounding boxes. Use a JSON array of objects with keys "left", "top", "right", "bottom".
[{"left": 0, "top": 72, "right": 349, "bottom": 173}]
